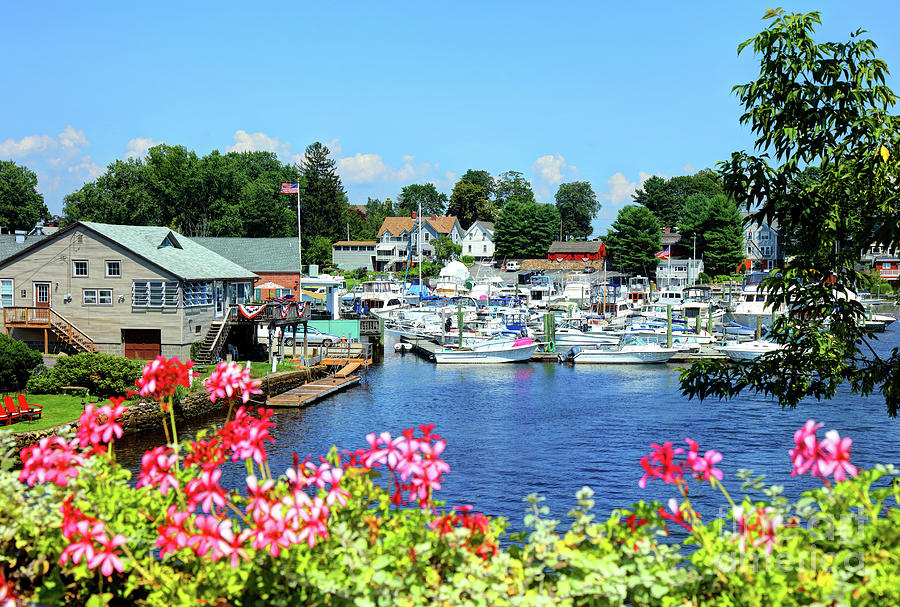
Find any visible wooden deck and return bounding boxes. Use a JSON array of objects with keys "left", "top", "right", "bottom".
[{"left": 266, "top": 373, "right": 361, "bottom": 408}]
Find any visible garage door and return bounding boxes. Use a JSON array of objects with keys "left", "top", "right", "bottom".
[{"left": 122, "top": 329, "right": 161, "bottom": 360}]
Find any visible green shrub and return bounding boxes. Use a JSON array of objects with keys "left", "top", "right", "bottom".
[
  {"left": 25, "top": 364, "right": 62, "bottom": 394},
  {"left": 0, "top": 333, "right": 42, "bottom": 391},
  {"left": 461, "top": 255, "right": 475, "bottom": 266},
  {"left": 50, "top": 353, "right": 142, "bottom": 398},
  {"left": 190, "top": 341, "right": 203, "bottom": 361}
]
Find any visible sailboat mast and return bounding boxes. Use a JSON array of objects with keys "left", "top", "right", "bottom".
[{"left": 418, "top": 200, "right": 423, "bottom": 303}]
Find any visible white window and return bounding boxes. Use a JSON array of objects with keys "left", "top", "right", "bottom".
[
  {"left": 73, "top": 260, "right": 88, "bottom": 277},
  {"left": 0, "top": 280, "right": 12, "bottom": 307},
  {"left": 183, "top": 282, "right": 213, "bottom": 307},
  {"left": 132, "top": 281, "right": 179, "bottom": 307},
  {"left": 105, "top": 260, "right": 121, "bottom": 277},
  {"left": 227, "top": 282, "right": 252, "bottom": 305},
  {"left": 83, "top": 289, "right": 112, "bottom": 306},
  {"left": 254, "top": 288, "right": 261, "bottom": 301}
]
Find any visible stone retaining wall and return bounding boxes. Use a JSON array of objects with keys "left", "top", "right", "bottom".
[{"left": 10, "top": 366, "right": 328, "bottom": 451}]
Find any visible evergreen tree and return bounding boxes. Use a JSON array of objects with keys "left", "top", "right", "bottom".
[
  {"left": 555, "top": 181, "right": 599, "bottom": 240},
  {"left": 605, "top": 206, "right": 661, "bottom": 276},
  {"left": 298, "top": 142, "right": 348, "bottom": 246},
  {"left": 494, "top": 201, "right": 560, "bottom": 258},
  {"left": 700, "top": 195, "right": 744, "bottom": 275}
]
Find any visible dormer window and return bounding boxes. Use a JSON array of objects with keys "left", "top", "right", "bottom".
[{"left": 158, "top": 232, "right": 183, "bottom": 249}]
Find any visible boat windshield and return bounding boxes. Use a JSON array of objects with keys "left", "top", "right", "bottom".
[{"left": 621, "top": 333, "right": 656, "bottom": 347}]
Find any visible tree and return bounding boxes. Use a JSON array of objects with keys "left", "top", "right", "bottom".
[
  {"left": 633, "top": 171, "right": 723, "bottom": 227},
  {"left": 298, "top": 142, "right": 349, "bottom": 246},
  {"left": 699, "top": 195, "right": 744, "bottom": 276},
  {"left": 63, "top": 145, "right": 300, "bottom": 237},
  {"left": 447, "top": 180, "right": 493, "bottom": 230},
  {"left": 0, "top": 161, "right": 51, "bottom": 231},
  {"left": 679, "top": 10, "right": 900, "bottom": 416},
  {"left": 395, "top": 183, "right": 448, "bottom": 217},
  {"left": 494, "top": 201, "right": 561, "bottom": 258},
  {"left": 494, "top": 171, "right": 535, "bottom": 208},
  {"left": 604, "top": 206, "right": 661, "bottom": 276},
  {"left": 459, "top": 169, "right": 495, "bottom": 201},
  {"left": 676, "top": 193, "right": 711, "bottom": 249},
  {"left": 305, "top": 235, "right": 334, "bottom": 268},
  {"left": 0, "top": 333, "right": 42, "bottom": 391},
  {"left": 555, "top": 181, "right": 600, "bottom": 240},
  {"left": 432, "top": 236, "right": 461, "bottom": 263}
]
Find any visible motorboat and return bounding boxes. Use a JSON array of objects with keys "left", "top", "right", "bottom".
[
  {"left": 432, "top": 337, "right": 538, "bottom": 364},
  {"left": 717, "top": 338, "right": 785, "bottom": 361},
  {"left": 730, "top": 273, "right": 786, "bottom": 329},
  {"left": 562, "top": 273, "right": 593, "bottom": 306},
  {"left": 562, "top": 333, "right": 677, "bottom": 364}
]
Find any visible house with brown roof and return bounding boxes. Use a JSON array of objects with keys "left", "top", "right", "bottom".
[{"left": 375, "top": 215, "right": 463, "bottom": 271}]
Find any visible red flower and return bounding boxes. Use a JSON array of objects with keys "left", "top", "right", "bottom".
[
  {"left": 135, "top": 356, "right": 195, "bottom": 403},
  {"left": 88, "top": 533, "right": 127, "bottom": 577},
  {"left": 203, "top": 361, "right": 262, "bottom": 404},
  {"left": 658, "top": 498, "right": 692, "bottom": 532},
  {"left": 184, "top": 437, "right": 225, "bottom": 471},
  {"left": 137, "top": 446, "right": 179, "bottom": 495},
  {"left": 19, "top": 437, "right": 84, "bottom": 487},
  {"left": 638, "top": 442, "right": 685, "bottom": 488},
  {"left": 155, "top": 505, "right": 191, "bottom": 558},
  {"left": 218, "top": 407, "right": 275, "bottom": 465},
  {"left": 185, "top": 468, "right": 227, "bottom": 513}
]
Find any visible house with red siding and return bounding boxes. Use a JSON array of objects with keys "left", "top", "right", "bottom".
[{"left": 547, "top": 241, "right": 606, "bottom": 263}]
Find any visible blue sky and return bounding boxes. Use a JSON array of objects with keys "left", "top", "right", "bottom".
[{"left": 2, "top": 1, "right": 899, "bottom": 236}]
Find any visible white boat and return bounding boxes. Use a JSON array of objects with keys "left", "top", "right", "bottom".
[
  {"left": 553, "top": 325, "right": 620, "bottom": 347},
  {"left": 562, "top": 273, "right": 593, "bottom": 306},
  {"left": 717, "top": 338, "right": 785, "bottom": 361},
  {"left": 433, "top": 337, "right": 538, "bottom": 364},
  {"left": 565, "top": 333, "right": 677, "bottom": 364}
]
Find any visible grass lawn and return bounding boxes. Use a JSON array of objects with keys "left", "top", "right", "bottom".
[
  {"left": 192, "top": 360, "right": 295, "bottom": 383},
  {"left": 5, "top": 394, "right": 95, "bottom": 433}
]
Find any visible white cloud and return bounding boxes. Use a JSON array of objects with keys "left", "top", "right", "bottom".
[
  {"left": 227, "top": 130, "right": 292, "bottom": 157},
  {"left": 682, "top": 163, "right": 696, "bottom": 174},
  {"left": 531, "top": 153, "right": 576, "bottom": 185},
  {"left": 338, "top": 152, "right": 435, "bottom": 185},
  {"left": 125, "top": 137, "right": 163, "bottom": 159},
  {"left": 67, "top": 155, "right": 104, "bottom": 179},
  {"left": 0, "top": 125, "right": 89, "bottom": 158}
]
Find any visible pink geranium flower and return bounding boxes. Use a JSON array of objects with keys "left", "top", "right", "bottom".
[
  {"left": 88, "top": 533, "right": 127, "bottom": 577},
  {"left": 818, "top": 430, "right": 858, "bottom": 482},
  {"left": 19, "top": 436, "right": 84, "bottom": 487},
  {"left": 638, "top": 442, "right": 685, "bottom": 488},
  {"left": 203, "top": 361, "right": 262, "bottom": 405},
  {"left": 135, "top": 356, "right": 195, "bottom": 404},
  {"left": 137, "top": 446, "right": 180, "bottom": 495},
  {"left": 658, "top": 498, "right": 693, "bottom": 532}
]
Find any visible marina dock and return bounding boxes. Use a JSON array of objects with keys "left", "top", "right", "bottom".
[{"left": 266, "top": 373, "right": 361, "bottom": 408}]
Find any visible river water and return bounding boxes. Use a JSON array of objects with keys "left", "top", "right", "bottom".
[{"left": 115, "top": 313, "right": 900, "bottom": 529}]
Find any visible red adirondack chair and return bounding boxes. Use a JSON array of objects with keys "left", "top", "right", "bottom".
[
  {"left": 1, "top": 396, "right": 22, "bottom": 424},
  {"left": 17, "top": 394, "right": 42, "bottom": 420}
]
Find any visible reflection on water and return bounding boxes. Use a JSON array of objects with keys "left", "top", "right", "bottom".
[{"left": 115, "top": 321, "right": 900, "bottom": 528}]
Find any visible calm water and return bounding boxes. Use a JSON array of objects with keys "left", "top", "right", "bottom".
[{"left": 116, "top": 313, "right": 900, "bottom": 528}]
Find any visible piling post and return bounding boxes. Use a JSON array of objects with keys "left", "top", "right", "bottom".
[
  {"left": 457, "top": 305, "right": 464, "bottom": 348},
  {"left": 756, "top": 316, "right": 762, "bottom": 340},
  {"left": 545, "top": 313, "right": 556, "bottom": 352},
  {"left": 666, "top": 304, "right": 673, "bottom": 349},
  {"left": 707, "top": 303, "right": 713, "bottom": 334}
]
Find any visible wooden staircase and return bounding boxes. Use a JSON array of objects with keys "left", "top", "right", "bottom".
[
  {"left": 2, "top": 307, "right": 96, "bottom": 353},
  {"left": 195, "top": 320, "right": 231, "bottom": 364}
]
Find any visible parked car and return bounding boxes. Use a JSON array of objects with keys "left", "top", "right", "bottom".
[
  {"left": 256, "top": 326, "right": 340, "bottom": 347},
  {"left": 584, "top": 266, "right": 596, "bottom": 273},
  {"left": 506, "top": 260, "right": 520, "bottom": 271}
]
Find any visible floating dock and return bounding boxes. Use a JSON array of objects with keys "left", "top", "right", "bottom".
[{"left": 266, "top": 372, "right": 361, "bottom": 408}]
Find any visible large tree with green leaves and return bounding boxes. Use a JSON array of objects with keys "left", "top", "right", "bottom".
[
  {"left": 459, "top": 169, "right": 495, "bottom": 202},
  {"left": 298, "top": 142, "right": 348, "bottom": 246},
  {"left": 633, "top": 170, "right": 724, "bottom": 227},
  {"left": 432, "top": 236, "right": 462, "bottom": 263},
  {"left": 680, "top": 10, "right": 900, "bottom": 416},
  {"left": 447, "top": 180, "right": 494, "bottom": 230},
  {"left": 555, "top": 181, "right": 599, "bottom": 240},
  {"left": 0, "top": 161, "right": 50, "bottom": 231},
  {"left": 395, "top": 183, "right": 448, "bottom": 217},
  {"left": 494, "top": 201, "right": 560, "bottom": 258},
  {"left": 494, "top": 170, "right": 535, "bottom": 209},
  {"left": 63, "top": 145, "right": 299, "bottom": 237},
  {"left": 604, "top": 205, "right": 661, "bottom": 276}
]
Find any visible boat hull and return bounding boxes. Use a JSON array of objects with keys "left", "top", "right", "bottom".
[
  {"left": 571, "top": 349, "right": 675, "bottom": 364},
  {"left": 433, "top": 343, "right": 538, "bottom": 364}
]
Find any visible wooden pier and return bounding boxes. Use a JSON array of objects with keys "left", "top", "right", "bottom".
[{"left": 266, "top": 373, "right": 361, "bottom": 408}]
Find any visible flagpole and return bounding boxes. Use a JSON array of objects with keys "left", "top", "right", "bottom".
[{"left": 297, "top": 185, "right": 302, "bottom": 296}]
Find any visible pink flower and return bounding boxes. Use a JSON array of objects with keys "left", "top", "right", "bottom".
[
  {"left": 19, "top": 436, "right": 84, "bottom": 487},
  {"left": 59, "top": 519, "right": 105, "bottom": 566},
  {"left": 185, "top": 468, "right": 227, "bottom": 513},
  {"left": 137, "top": 446, "right": 180, "bottom": 495},
  {"left": 0, "top": 571, "right": 16, "bottom": 607},
  {"left": 295, "top": 496, "right": 330, "bottom": 548},
  {"left": 731, "top": 506, "right": 758, "bottom": 553},
  {"left": 135, "top": 356, "right": 195, "bottom": 403},
  {"left": 818, "top": 430, "right": 858, "bottom": 482},
  {"left": 203, "top": 361, "right": 262, "bottom": 404},
  {"left": 88, "top": 533, "right": 127, "bottom": 577},
  {"left": 216, "top": 519, "right": 252, "bottom": 569},
  {"left": 188, "top": 514, "right": 224, "bottom": 558},
  {"left": 789, "top": 420, "right": 823, "bottom": 477},
  {"left": 638, "top": 442, "right": 685, "bottom": 488},
  {"left": 245, "top": 475, "right": 275, "bottom": 519},
  {"left": 155, "top": 506, "right": 191, "bottom": 558},
  {"left": 753, "top": 509, "right": 782, "bottom": 556},
  {"left": 218, "top": 407, "right": 274, "bottom": 464},
  {"left": 688, "top": 448, "right": 724, "bottom": 483},
  {"left": 184, "top": 437, "right": 225, "bottom": 471},
  {"left": 76, "top": 404, "right": 105, "bottom": 452},
  {"left": 95, "top": 398, "right": 128, "bottom": 443}
]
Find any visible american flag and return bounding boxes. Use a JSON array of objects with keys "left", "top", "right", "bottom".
[
  {"left": 281, "top": 182, "right": 300, "bottom": 194},
  {"left": 654, "top": 246, "right": 671, "bottom": 260}
]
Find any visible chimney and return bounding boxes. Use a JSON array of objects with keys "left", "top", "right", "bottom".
[
  {"left": 430, "top": 214, "right": 437, "bottom": 220},
  {"left": 14, "top": 230, "right": 26, "bottom": 244},
  {"left": 663, "top": 227, "right": 670, "bottom": 234}
]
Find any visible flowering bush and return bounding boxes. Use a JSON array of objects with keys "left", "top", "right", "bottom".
[{"left": 1, "top": 357, "right": 900, "bottom": 605}]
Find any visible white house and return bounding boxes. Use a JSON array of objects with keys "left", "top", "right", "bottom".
[
  {"left": 375, "top": 216, "right": 463, "bottom": 271},
  {"left": 742, "top": 213, "right": 782, "bottom": 271},
  {"left": 656, "top": 258, "right": 704, "bottom": 290},
  {"left": 461, "top": 221, "right": 494, "bottom": 260}
]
